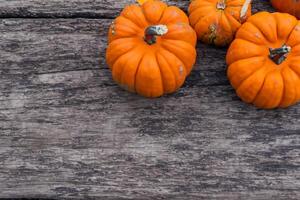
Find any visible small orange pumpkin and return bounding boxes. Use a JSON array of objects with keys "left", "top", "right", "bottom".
[
  {"left": 271, "top": 0, "right": 300, "bottom": 19},
  {"left": 106, "top": 0, "right": 197, "bottom": 98},
  {"left": 188, "top": 0, "right": 252, "bottom": 46},
  {"left": 227, "top": 12, "right": 300, "bottom": 109}
]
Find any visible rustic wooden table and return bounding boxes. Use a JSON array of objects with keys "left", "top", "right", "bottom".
[{"left": 0, "top": 0, "right": 299, "bottom": 199}]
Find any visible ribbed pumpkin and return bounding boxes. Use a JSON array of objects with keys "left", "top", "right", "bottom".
[
  {"left": 188, "top": 0, "right": 252, "bottom": 46},
  {"left": 227, "top": 12, "right": 300, "bottom": 109},
  {"left": 106, "top": 0, "right": 197, "bottom": 98},
  {"left": 271, "top": 0, "right": 300, "bottom": 19}
]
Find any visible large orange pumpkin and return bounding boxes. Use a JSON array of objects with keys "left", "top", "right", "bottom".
[
  {"left": 271, "top": 0, "right": 300, "bottom": 19},
  {"left": 106, "top": 0, "right": 197, "bottom": 98},
  {"left": 188, "top": 0, "right": 252, "bottom": 46},
  {"left": 227, "top": 12, "right": 300, "bottom": 109}
]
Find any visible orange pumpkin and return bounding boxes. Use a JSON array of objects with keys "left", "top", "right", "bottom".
[
  {"left": 271, "top": 0, "right": 300, "bottom": 19},
  {"left": 227, "top": 12, "right": 300, "bottom": 109},
  {"left": 106, "top": 0, "right": 197, "bottom": 98},
  {"left": 188, "top": 0, "right": 252, "bottom": 46}
]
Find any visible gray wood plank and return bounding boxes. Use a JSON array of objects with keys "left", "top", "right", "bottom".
[
  {"left": 0, "top": 0, "right": 182, "bottom": 18},
  {"left": 0, "top": 0, "right": 272, "bottom": 18},
  {"left": 0, "top": 1, "right": 299, "bottom": 200}
]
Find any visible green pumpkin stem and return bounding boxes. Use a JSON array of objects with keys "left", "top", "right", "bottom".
[{"left": 269, "top": 44, "right": 291, "bottom": 65}]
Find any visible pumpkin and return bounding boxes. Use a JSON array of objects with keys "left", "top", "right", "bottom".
[
  {"left": 271, "top": 0, "right": 300, "bottom": 19},
  {"left": 106, "top": 0, "right": 197, "bottom": 98},
  {"left": 227, "top": 12, "right": 300, "bottom": 109},
  {"left": 188, "top": 0, "right": 252, "bottom": 46}
]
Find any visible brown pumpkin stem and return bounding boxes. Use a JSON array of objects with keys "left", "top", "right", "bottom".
[
  {"left": 216, "top": 0, "right": 226, "bottom": 10},
  {"left": 269, "top": 44, "right": 291, "bottom": 65},
  {"left": 144, "top": 25, "right": 168, "bottom": 45}
]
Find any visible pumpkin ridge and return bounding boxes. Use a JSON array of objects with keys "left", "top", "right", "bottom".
[
  {"left": 112, "top": 44, "right": 143, "bottom": 82},
  {"left": 288, "top": 62, "right": 300, "bottom": 77},
  {"left": 290, "top": 44, "right": 300, "bottom": 55},
  {"left": 120, "top": 47, "right": 145, "bottom": 92},
  {"left": 109, "top": 36, "right": 141, "bottom": 42},
  {"left": 236, "top": 61, "right": 268, "bottom": 95},
  {"left": 162, "top": 46, "right": 188, "bottom": 77},
  {"left": 162, "top": 38, "right": 196, "bottom": 50},
  {"left": 134, "top": 52, "right": 164, "bottom": 97},
  {"left": 227, "top": 39, "right": 267, "bottom": 65},
  {"left": 286, "top": 67, "right": 300, "bottom": 105},
  {"left": 190, "top": 4, "right": 214, "bottom": 15},
  {"left": 237, "top": 63, "right": 273, "bottom": 104},
  {"left": 160, "top": 6, "right": 189, "bottom": 25},
  {"left": 194, "top": 13, "right": 219, "bottom": 43},
  {"left": 161, "top": 39, "right": 195, "bottom": 74},
  {"left": 112, "top": 51, "right": 131, "bottom": 83},
  {"left": 156, "top": 3, "right": 168, "bottom": 24},
  {"left": 154, "top": 51, "right": 166, "bottom": 93},
  {"left": 156, "top": 50, "right": 178, "bottom": 91},
  {"left": 112, "top": 23, "right": 141, "bottom": 39},
  {"left": 106, "top": 38, "right": 139, "bottom": 68},
  {"left": 138, "top": 3, "right": 148, "bottom": 24},
  {"left": 286, "top": 23, "right": 300, "bottom": 48},
  {"left": 142, "top": 0, "right": 167, "bottom": 24},
  {"left": 225, "top": 0, "right": 251, "bottom": 7},
  {"left": 194, "top": 15, "right": 216, "bottom": 34},
  {"left": 280, "top": 72, "right": 299, "bottom": 107},
  {"left": 117, "top": 16, "right": 143, "bottom": 33},
  {"left": 121, "top": 5, "right": 147, "bottom": 28},
  {"left": 271, "top": 71, "right": 285, "bottom": 108},
  {"left": 111, "top": 36, "right": 142, "bottom": 41},
  {"left": 220, "top": 10, "right": 234, "bottom": 37},
  {"left": 189, "top": 1, "right": 214, "bottom": 14},
  {"left": 278, "top": 69, "right": 288, "bottom": 107},
  {"left": 224, "top": 9, "right": 241, "bottom": 32},
  {"left": 118, "top": 55, "right": 132, "bottom": 90},
  {"left": 162, "top": 24, "right": 196, "bottom": 46},
  {"left": 158, "top": 49, "right": 183, "bottom": 88},
  {"left": 108, "top": 37, "right": 139, "bottom": 45},
  {"left": 133, "top": 51, "right": 146, "bottom": 93},
  {"left": 234, "top": 58, "right": 267, "bottom": 90},
  {"left": 253, "top": 68, "right": 278, "bottom": 108},
  {"left": 235, "top": 22, "right": 269, "bottom": 45},
  {"left": 247, "top": 12, "right": 278, "bottom": 43},
  {"left": 228, "top": 56, "right": 266, "bottom": 89},
  {"left": 285, "top": 66, "right": 300, "bottom": 105},
  {"left": 276, "top": 18, "right": 298, "bottom": 49},
  {"left": 246, "top": 21, "right": 273, "bottom": 45},
  {"left": 189, "top": 7, "right": 215, "bottom": 28}
]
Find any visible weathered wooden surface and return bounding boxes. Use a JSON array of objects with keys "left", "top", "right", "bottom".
[
  {"left": 0, "top": 0, "right": 179, "bottom": 18},
  {"left": 0, "top": 0, "right": 272, "bottom": 18},
  {"left": 0, "top": 0, "right": 299, "bottom": 199}
]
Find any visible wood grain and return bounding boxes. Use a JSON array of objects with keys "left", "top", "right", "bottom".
[
  {"left": 0, "top": 0, "right": 273, "bottom": 18},
  {"left": 0, "top": 0, "right": 299, "bottom": 199}
]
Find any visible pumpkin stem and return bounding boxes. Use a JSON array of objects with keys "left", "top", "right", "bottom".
[
  {"left": 144, "top": 25, "right": 168, "bottom": 45},
  {"left": 269, "top": 44, "right": 291, "bottom": 65},
  {"left": 216, "top": 0, "right": 226, "bottom": 10},
  {"left": 240, "top": 0, "right": 252, "bottom": 20}
]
